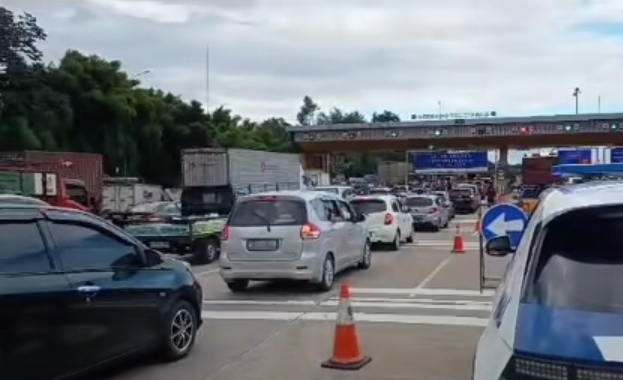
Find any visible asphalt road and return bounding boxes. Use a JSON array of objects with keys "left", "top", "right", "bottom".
[{"left": 98, "top": 211, "right": 510, "bottom": 380}]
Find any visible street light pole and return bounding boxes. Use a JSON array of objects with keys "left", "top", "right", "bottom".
[
  {"left": 132, "top": 70, "right": 151, "bottom": 79},
  {"left": 573, "top": 87, "right": 581, "bottom": 114}
]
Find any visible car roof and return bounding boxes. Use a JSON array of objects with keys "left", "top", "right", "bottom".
[
  {"left": 352, "top": 194, "right": 395, "bottom": 202},
  {"left": 240, "top": 190, "right": 341, "bottom": 202},
  {"left": 538, "top": 181, "right": 623, "bottom": 220},
  {"left": 314, "top": 186, "right": 352, "bottom": 190},
  {"left": 406, "top": 194, "right": 436, "bottom": 199}
]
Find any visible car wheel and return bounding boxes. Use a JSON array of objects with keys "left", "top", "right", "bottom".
[
  {"left": 193, "top": 238, "right": 219, "bottom": 265},
  {"left": 226, "top": 280, "right": 249, "bottom": 292},
  {"left": 390, "top": 230, "right": 400, "bottom": 251},
  {"left": 161, "top": 300, "right": 198, "bottom": 361},
  {"left": 358, "top": 241, "right": 371, "bottom": 269},
  {"left": 405, "top": 227, "right": 415, "bottom": 243},
  {"left": 317, "top": 254, "right": 335, "bottom": 291}
]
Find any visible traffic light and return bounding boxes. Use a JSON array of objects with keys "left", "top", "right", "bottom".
[
  {"left": 519, "top": 126, "right": 529, "bottom": 135},
  {"left": 434, "top": 129, "right": 442, "bottom": 136},
  {"left": 611, "top": 123, "right": 620, "bottom": 131},
  {"left": 563, "top": 125, "right": 573, "bottom": 133}
]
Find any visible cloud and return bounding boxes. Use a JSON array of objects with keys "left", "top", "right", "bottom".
[{"left": 4, "top": 0, "right": 623, "bottom": 163}]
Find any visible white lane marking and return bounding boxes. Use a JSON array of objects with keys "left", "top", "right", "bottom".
[
  {"left": 200, "top": 311, "right": 488, "bottom": 327},
  {"left": 350, "top": 287, "right": 494, "bottom": 297},
  {"left": 329, "top": 297, "right": 492, "bottom": 305},
  {"left": 594, "top": 337, "right": 623, "bottom": 362},
  {"left": 410, "top": 257, "right": 452, "bottom": 296},
  {"left": 195, "top": 268, "right": 220, "bottom": 276},
  {"left": 319, "top": 300, "right": 491, "bottom": 311},
  {"left": 203, "top": 300, "right": 317, "bottom": 306}
]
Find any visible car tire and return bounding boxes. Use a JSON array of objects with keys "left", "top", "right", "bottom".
[
  {"left": 226, "top": 280, "right": 249, "bottom": 293},
  {"left": 193, "top": 238, "right": 219, "bottom": 265},
  {"left": 317, "top": 254, "right": 335, "bottom": 291},
  {"left": 358, "top": 241, "right": 371, "bottom": 269},
  {"left": 160, "top": 300, "right": 198, "bottom": 361},
  {"left": 405, "top": 227, "right": 415, "bottom": 243},
  {"left": 390, "top": 231, "right": 400, "bottom": 251}
]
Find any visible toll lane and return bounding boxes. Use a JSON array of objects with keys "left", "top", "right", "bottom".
[{"left": 103, "top": 214, "right": 504, "bottom": 380}]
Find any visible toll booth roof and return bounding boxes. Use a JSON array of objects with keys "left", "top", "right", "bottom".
[{"left": 552, "top": 163, "right": 623, "bottom": 177}]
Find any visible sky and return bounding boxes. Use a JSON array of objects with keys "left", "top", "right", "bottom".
[{"left": 4, "top": 0, "right": 623, "bottom": 164}]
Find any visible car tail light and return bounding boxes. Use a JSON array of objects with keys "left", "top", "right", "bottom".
[
  {"left": 429, "top": 207, "right": 438, "bottom": 214},
  {"left": 300, "top": 223, "right": 321, "bottom": 239},
  {"left": 384, "top": 213, "right": 394, "bottom": 225},
  {"left": 221, "top": 225, "right": 230, "bottom": 241}
]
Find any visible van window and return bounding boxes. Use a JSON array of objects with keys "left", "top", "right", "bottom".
[
  {"left": 450, "top": 188, "right": 473, "bottom": 198},
  {"left": 229, "top": 198, "right": 307, "bottom": 226},
  {"left": 524, "top": 205, "right": 623, "bottom": 313},
  {"left": 350, "top": 199, "right": 387, "bottom": 214}
]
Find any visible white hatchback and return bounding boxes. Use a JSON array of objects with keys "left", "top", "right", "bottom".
[{"left": 350, "top": 195, "right": 414, "bottom": 250}]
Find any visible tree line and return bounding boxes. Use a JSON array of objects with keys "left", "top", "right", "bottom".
[{"left": 0, "top": 7, "right": 408, "bottom": 186}]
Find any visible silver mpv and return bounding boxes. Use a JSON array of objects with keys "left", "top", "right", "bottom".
[{"left": 219, "top": 191, "right": 371, "bottom": 292}]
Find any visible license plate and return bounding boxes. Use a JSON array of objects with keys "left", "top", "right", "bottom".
[
  {"left": 247, "top": 239, "right": 278, "bottom": 251},
  {"left": 149, "top": 241, "right": 170, "bottom": 249}
]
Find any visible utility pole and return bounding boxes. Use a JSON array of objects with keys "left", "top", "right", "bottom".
[
  {"left": 598, "top": 95, "right": 601, "bottom": 113},
  {"left": 573, "top": 87, "right": 581, "bottom": 114},
  {"left": 206, "top": 45, "right": 210, "bottom": 114}
]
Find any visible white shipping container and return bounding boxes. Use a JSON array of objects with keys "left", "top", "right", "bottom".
[
  {"left": 102, "top": 183, "right": 163, "bottom": 212},
  {"left": 182, "top": 148, "right": 302, "bottom": 190}
]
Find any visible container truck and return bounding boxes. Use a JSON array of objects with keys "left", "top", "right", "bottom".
[
  {"left": 101, "top": 177, "right": 164, "bottom": 212},
  {"left": 180, "top": 148, "right": 302, "bottom": 216},
  {"left": 0, "top": 151, "right": 104, "bottom": 212},
  {"left": 518, "top": 155, "right": 558, "bottom": 215}
]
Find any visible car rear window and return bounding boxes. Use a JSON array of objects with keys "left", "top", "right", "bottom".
[
  {"left": 229, "top": 198, "right": 307, "bottom": 226},
  {"left": 350, "top": 199, "right": 387, "bottom": 214},
  {"left": 450, "top": 189, "right": 473, "bottom": 197},
  {"left": 405, "top": 197, "right": 434, "bottom": 207}
]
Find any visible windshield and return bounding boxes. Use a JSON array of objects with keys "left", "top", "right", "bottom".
[
  {"left": 66, "top": 183, "right": 88, "bottom": 207},
  {"left": 229, "top": 198, "right": 307, "bottom": 226},
  {"left": 350, "top": 199, "right": 387, "bottom": 214},
  {"left": 405, "top": 197, "right": 434, "bottom": 207},
  {"left": 312, "top": 187, "right": 339, "bottom": 194},
  {"left": 524, "top": 205, "right": 623, "bottom": 313}
]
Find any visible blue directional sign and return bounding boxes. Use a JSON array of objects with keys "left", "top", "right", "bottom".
[{"left": 481, "top": 204, "right": 528, "bottom": 249}]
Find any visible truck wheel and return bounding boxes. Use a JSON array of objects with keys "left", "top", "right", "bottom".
[{"left": 193, "top": 238, "right": 219, "bottom": 265}]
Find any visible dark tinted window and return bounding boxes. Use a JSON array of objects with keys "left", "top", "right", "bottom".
[
  {"left": 520, "top": 186, "right": 545, "bottom": 199},
  {"left": 405, "top": 197, "right": 434, "bottom": 207},
  {"left": 0, "top": 222, "right": 50, "bottom": 273},
  {"left": 524, "top": 205, "right": 623, "bottom": 313},
  {"left": 450, "top": 188, "right": 473, "bottom": 197},
  {"left": 229, "top": 198, "right": 307, "bottom": 226},
  {"left": 51, "top": 222, "right": 137, "bottom": 269},
  {"left": 350, "top": 199, "right": 387, "bottom": 214}
]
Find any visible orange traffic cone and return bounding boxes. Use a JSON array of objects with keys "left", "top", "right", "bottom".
[
  {"left": 321, "top": 283, "right": 372, "bottom": 370},
  {"left": 473, "top": 210, "right": 482, "bottom": 234},
  {"left": 452, "top": 224, "right": 466, "bottom": 254}
]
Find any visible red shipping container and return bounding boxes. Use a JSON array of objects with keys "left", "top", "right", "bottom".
[
  {"left": 522, "top": 156, "right": 557, "bottom": 185},
  {"left": 0, "top": 151, "right": 104, "bottom": 198}
]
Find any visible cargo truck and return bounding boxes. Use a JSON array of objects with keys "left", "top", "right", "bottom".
[
  {"left": 0, "top": 151, "right": 104, "bottom": 212},
  {"left": 518, "top": 155, "right": 558, "bottom": 215},
  {"left": 180, "top": 148, "right": 303, "bottom": 216},
  {"left": 0, "top": 169, "right": 89, "bottom": 209}
]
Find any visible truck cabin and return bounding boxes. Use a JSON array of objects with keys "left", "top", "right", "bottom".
[{"left": 62, "top": 178, "right": 91, "bottom": 209}]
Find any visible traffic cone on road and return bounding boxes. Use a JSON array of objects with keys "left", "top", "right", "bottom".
[
  {"left": 473, "top": 209, "right": 482, "bottom": 235},
  {"left": 321, "top": 283, "right": 372, "bottom": 370},
  {"left": 452, "top": 224, "right": 466, "bottom": 254}
]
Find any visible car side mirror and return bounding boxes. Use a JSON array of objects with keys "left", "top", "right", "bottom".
[
  {"left": 485, "top": 236, "right": 514, "bottom": 257},
  {"left": 401, "top": 206, "right": 410, "bottom": 213},
  {"left": 444, "top": 201, "right": 451, "bottom": 207},
  {"left": 144, "top": 248, "right": 164, "bottom": 266},
  {"left": 356, "top": 213, "right": 366, "bottom": 222}
]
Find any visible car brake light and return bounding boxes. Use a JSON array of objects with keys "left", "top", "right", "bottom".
[
  {"left": 384, "top": 213, "right": 393, "bottom": 225},
  {"left": 429, "top": 207, "right": 438, "bottom": 214},
  {"left": 300, "top": 223, "right": 321, "bottom": 239},
  {"left": 221, "top": 225, "right": 230, "bottom": 241}
]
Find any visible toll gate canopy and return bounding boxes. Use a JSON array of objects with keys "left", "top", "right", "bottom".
[{"left": 552, "top": 163, "right": 623, "bottom": 179}]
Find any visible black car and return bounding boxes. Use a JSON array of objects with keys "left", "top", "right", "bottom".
[{"left": 0, "top": 204, "right": 203, "bottom": 380}]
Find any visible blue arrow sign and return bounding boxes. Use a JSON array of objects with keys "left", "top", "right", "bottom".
[{"left": 481, "top": 204, "right": 528, "bottom": 249}]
